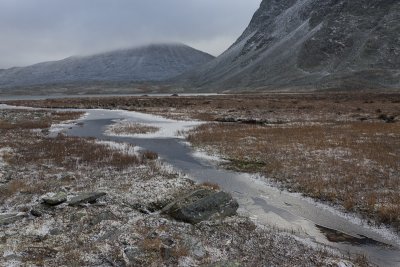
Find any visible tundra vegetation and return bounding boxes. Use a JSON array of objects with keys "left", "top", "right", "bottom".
[
  {"left": 0, "top": 108, "right": 362, "bottom": 266},
  {"left": 6, "top": 93, "right": 399, "bottom": 230}
]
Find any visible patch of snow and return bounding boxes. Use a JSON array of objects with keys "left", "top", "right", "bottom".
[
  {"left": 191, "top": 149, "right": 228, "bottom": 164},
  {"left": 101, "top": 109, "right": 204, "bottom": 139},
  {"left": 24, "top": 218, "right": 54, "bottom": 237},
  {"left": 49, "top": 112, "right": 88, "bottom": 134}
]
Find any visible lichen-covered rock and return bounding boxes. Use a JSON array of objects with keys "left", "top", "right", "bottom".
[
  {"left": 41, "top": 192, "right": 67, "bottom": 206},
  {"left": 68, "top": 192, "right": 106, "bottom": 206},
  {"left": 162, "top": 189, "right": 239, "bottom": 224}
]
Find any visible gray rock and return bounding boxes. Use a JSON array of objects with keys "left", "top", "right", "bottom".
[
  {"left": 49, "top": 228, "right": 62, "bottom": 236},
  {"left": 0, "top": 213, "right": 26, "bottom": 225},
  {"left": 162, "top": 189, "right": 239, "bottom": 224},
  {"left": 68, "top": 192, "right": 106, "bottom": 206},
  {"left": 182, "top": 235, "right": 206, "bottom": 259},
  {"left": 124, "top": 246, "right": 141, "bottom": 265},
  {"left": 41, "top": 192, "right": 67, "bottom": 206},
  {"left": 30, "top": 208, "right": 43, "bottom": 217},
  {"left": 31, "top": 204, "right": 57, "bottom": 217}
]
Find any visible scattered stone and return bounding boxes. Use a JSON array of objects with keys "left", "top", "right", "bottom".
[
  {"left": 41, "top": 192, "right": 67, "bottom": 206},
  {"left": 89, "top": 210, "right": 118, "bottom": 226},
  {"left": 0, "top": 213, "right": 26, "bottom": 225},
  {"left": 49, "top": 228, "right": 62, "bottom": 236},
  {"left": 30, "top": 204, "right": 56, "bottom": 217},
  {"left": 162, "top": 189, "right": 239, "bottom": 224},
  {"left": 68, "top": 192, "right": 106, "bottom": 206}
]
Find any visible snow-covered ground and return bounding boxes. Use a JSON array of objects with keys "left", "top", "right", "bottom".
[{"left": 98, "top": 109, "right": 204, "bottom": 139}]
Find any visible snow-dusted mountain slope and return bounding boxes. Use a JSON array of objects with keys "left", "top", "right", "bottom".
[
  {"left": 0, "top": 43, "right": 214, "bottom": 89},
  {"left": 178, "top": 0, "right": 400, "bottom": 91}
]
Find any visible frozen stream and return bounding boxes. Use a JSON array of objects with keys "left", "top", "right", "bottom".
[{"left": 2, "top": 105, "right": 400, "bottom": 266}]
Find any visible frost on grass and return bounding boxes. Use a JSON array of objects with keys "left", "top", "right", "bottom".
[
  {"left": 0, "top": 109, "right": 365, "bottom": 266},
  {"left": 105, "top": 120, "right": 159, "bottom": 136}
]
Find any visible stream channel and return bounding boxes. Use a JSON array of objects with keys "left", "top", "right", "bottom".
[{"left": 2, "top": 105, "right": 400, "bottom": 266}]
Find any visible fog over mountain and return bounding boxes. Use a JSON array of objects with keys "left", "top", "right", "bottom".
[
  {"left": 178, "top": 0, "right": 400, "bottom": 91},
  {"left": 0, "top": 44, "right": 214, "bottom": 89}
]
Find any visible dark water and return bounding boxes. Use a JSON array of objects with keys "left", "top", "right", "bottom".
[{"left": 61, "top": 109, "right": 400, "bottom": 267}]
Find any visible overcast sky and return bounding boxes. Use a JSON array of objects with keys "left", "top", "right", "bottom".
[{"left": 0, "top": 0, "right": 261, "bottom": 69}]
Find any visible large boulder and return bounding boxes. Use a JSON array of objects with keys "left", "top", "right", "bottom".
[{"left": 161, "top": 189, "right": 239, "bottom": 224}]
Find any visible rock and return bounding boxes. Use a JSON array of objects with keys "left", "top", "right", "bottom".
[
  {"left": 30, "top": 209, "right": 43, "bottom": 217},
  {"left": 182, "top": 235, "right": 206, "bottom": 259},
  {"left": 30, "top": 204, "right": 57, "bottom": 217},
  {"left": 68, "top": 192, "right": 106, "bottom": 206},
  {"left": 0, "top": 213, "right": 26, "bottom": 225},
  {"left": 49, "top": 228, "right": 62, "bottom": 236},
  {"left": 124, "top": 246, "right": 141, "bottom": 265},
  {"left": 41, "top": 192, "right": 67, "bottom": 206},
  {"left": 162, "top": 189, "right": 239, "bottom": 224}
]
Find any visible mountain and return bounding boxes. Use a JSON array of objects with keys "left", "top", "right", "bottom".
[
  {"left": 0, "top": 43, "right": 214, "bottom": 89},
  {"left": 179, "top": 0, "right": 400, "bottom": 91}
]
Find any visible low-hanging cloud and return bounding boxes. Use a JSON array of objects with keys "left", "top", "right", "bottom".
[{"left": 0, "top": 0, "right": 261, "bottom": 68}]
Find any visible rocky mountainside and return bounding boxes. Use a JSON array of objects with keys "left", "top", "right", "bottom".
[
  {"left": 0, "top": 43, "right": 214, "bottom": 89},
  {"left": 179, "top": 0, "right": 400, "bottom": 91}
]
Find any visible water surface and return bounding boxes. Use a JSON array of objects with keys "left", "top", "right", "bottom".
[{"left": 65, "top": 109, "right": 400, "bottom": 267}]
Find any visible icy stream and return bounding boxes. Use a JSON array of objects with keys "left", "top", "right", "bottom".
[{"left": 2, "top": 105, "right": 399, "bottom": 266}]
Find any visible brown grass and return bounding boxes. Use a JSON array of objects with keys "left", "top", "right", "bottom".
[
  {"left": 200, "top": 182, "right": 221, "bottom": 191},
  {"left": 141, "top": 150, "right": 159, "bottom": 161},
  {"left": 0, "top": 110, "right": 83, "bottom": 130},
  {"left": 107, "top": 122, "right": 159, "bottom": 135},
  {"left": 6, "top": 134, "right": 142, "bottom": 170},
  {"left": 0, "top": 180, "right": 27, "bottom": 202},
  {"left": 188, "top": 121, "right": 400, "bottom": 229}
]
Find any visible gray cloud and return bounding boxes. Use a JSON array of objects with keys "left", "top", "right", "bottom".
[{"left": 0, "top": 0, "right": 261, "bottom": 68}]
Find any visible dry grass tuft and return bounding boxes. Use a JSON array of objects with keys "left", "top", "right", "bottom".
[
  {"left": 200, "top": 182, "right": 220, "bottom": 191},
  {"left": 0, "top": 180, "right": 27, "bottom": 202},
  {"left": 108, "top": 121, "right": 159, "bottom": 135}
]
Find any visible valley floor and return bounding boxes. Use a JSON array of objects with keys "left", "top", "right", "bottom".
[
  {"left": 0, "top": 109, "right": 363, "bottom": 266},
  {"left": 6, "top": 92, "right": 399, "bottom": 231}
]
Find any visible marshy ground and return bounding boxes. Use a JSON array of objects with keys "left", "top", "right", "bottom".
[
  {"left": 0, "top": 108, "right": 364, "bottom": 266},
  {"left": 7, "top": 93, "right": 399, "bottom": 231}
]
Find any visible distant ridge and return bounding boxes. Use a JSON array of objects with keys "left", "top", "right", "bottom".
[
  {"left": 177, "top": 0, "right": 400, "bottom": 92},
  {"left": 0, "top": 43, "right": 214, "bottom": 90}
]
